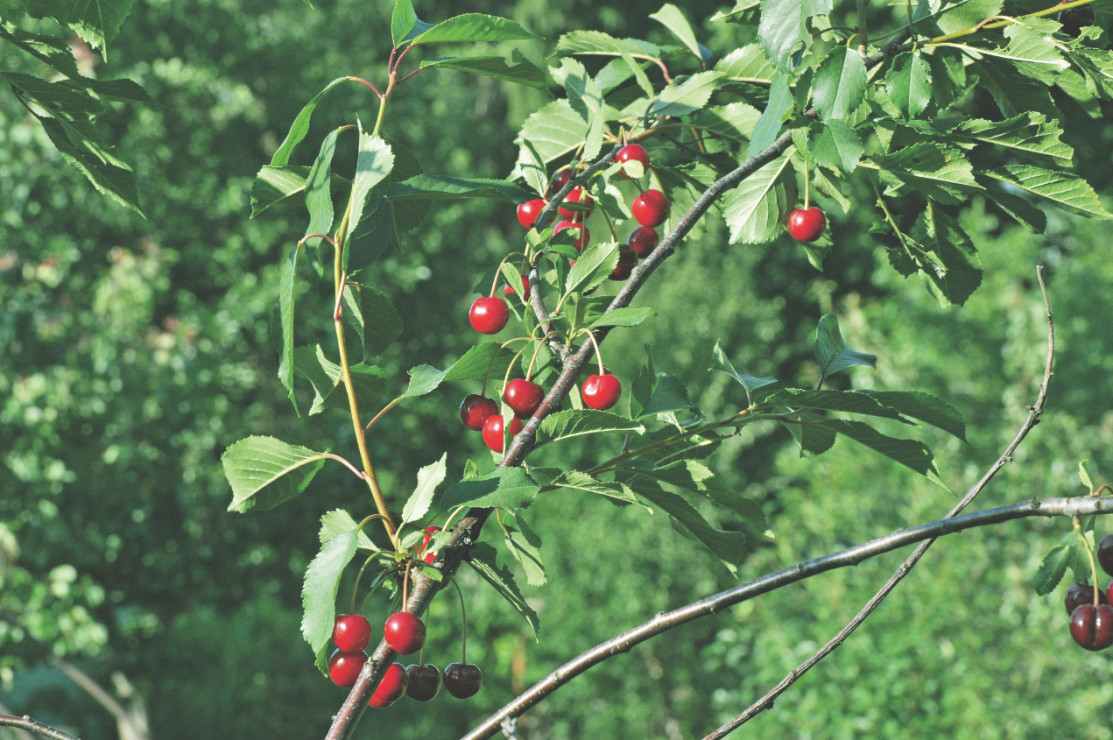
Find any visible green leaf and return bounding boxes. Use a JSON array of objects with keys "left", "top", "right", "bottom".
[
  {"left": 712, "top": 341, "right": 778, "bottom": 395},
  {"left": 391, "top": 0, "right": 418, "bottom": 45},
  {"left": 409, "top": 13, "right": 538, "bottom": 46},
  {"left": 723, "top": 149, "right": 797, "bottom": 244},
  {"left": 551, "top": 471, "right": 642, "bottom": 506},
  {"left": 293, "top": 345, "right": 388, "bottom": 416},
  {"left": 935, "top": 0, "right": 1001, "bottom": 35},
  {"left": 270, "top": 77, "right": 350, "bottom": 167},
  {"left": 748, "top": 73, "right": 793, "bottom": 155},
  {"left": 441, "top": 468, "right": 541, "bottom": 511},
  {"left": 342, "top": 285, "right": 403, "bottom": 361},
  {"left": 388, "top": 174, "right": 535, "bottom": 202},
  {"left": 419, "top": 53, "right": 549, "bottom": 91},
  {"left": 1079, "top": 461, "right": 1095, "bottom": 492},
  {"left": 251, "top": 165, "right": 309, "bottom": 217},
  {"left": 817, "top": 419, "right": 938, "bottom": 476},
  {"left": 812, "top": 46, "right": 867, "bottom": 121},
  {"left": 536, "top": 410, "right": 646, "bottom": 446},
  {"left": 981, "top": 164, "right": 1113, "bottom": 219},
  {"left": 511, "top": 99, "right": 588, "bottom": 187},
  {"left": 466, "top": 543, "right": 540, "bottom": 637},
  {"left": 400, "top": 364, "right": 450, "bottom": 399},
  {"left": 908, "top": 206, "right": 983, "bottom": 306},
  {"left": 303, "top": 127, "right": 338, "bottom": 250},
  {"left": 588, "top": 306, "right": 655, "bottom": 329},
  {"left": 815, "top": 314, "right": 877, "bottom": 378},
  {"left": 503, "top": 515, "right": 546, "bottom": 586},
  {"left": 565, "top": 241, "right": 620, "bottom": 296},
  {"left": 21, "top": 0, "right": 136, "bottom": 54},
  {"left": 443, "top": 342, "right": 515, "bottom": 383},
  {"left": 343, "top": 130, "right": 394, "bottom": 247},
  {"left": 652, "top": 71, "right": 724, "bottom": 117},
  {"left": 223, "top": 436, "right": 328, "bottom": 513},
  {"left": 974, "top": 55, "right": 1056, "bottom": 118},
  {"left": 1034, "top": 543, "right": 1071, "bottom": 596},
  {"left": 554, "top": 29, "right": 663, "bottom": 58},
  {"left": 301, "top": 529, "right": 359, "bottom": 653},
  {"left": 862, "top": 390, "right": 966, "bottom": 440},
  {"left": 33, "top": 114, "right": 143, "bottom": 216},
  {"left": 276, "top": 243, "right": 305, "bottom": 407},
  {"left": 873, "top": 143, "right": 977, "bottom": 206},
  {"left": 886, "top": 50, "right": 932, "bottom": 119},
  {"left": 758, "top": 0, "right": 833, "bottom": 72},
  {"left": 318, "top": 509, "right": 376, "bottom": 550},
  {"left": 627, "top": 482, "right": 748, "bottom": 575},
  {"left": 715, "top": 44, "right": 775, "bottom": 82},
  {"left": 957, "top": 113, "right": 1073, "bottom": 163},
  {"left": 401, "top": 454, "right": 446, "bottom": 528},
  {"left": 649, "top": 3, "right": 702, "bottom": 58},
  {"left": 796, "top": 120, "right": 863, "bottom": 173},
  {"left": 637, "top": 373, "right": 693, "bottom": 417},
  {"left": 551, "top": 58, "right": 605, "bottom": 161}
]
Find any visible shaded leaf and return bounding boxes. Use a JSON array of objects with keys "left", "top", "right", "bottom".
[
  {"left": 420, "top": 53, "right": 549, "bottom": 90},
  {"left": 466, "top": 543, "right": 540, "bottom": 636},
  {"left": 815, "top": 314, "right": 877, "bottom": 378},
  {"left": 536, "top": 410, "right": 646, "bottom": 446},
  {"left": 442, "top": 468, "right": 541, "bottom": 511},
  {"left": 409, "top": 13, "right": 538, "bottom": 45}
]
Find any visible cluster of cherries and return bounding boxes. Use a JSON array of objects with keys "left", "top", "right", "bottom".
[
  {"left": 1067, "top": 533, "right": 1113, "bottom": 650},
  {"left": 462, "top": 144, "right": 667, "bottom": 453},
  {"left": 327, "top": 608, "right": 482, "bottom": 707}
]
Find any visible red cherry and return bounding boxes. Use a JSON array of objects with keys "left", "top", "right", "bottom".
[
  {"left": 328, "top": 649, "right": 368, "bottom": 687},
  {"left": 504, "top": 275, "right": 531, "bottom": 302},
  {"left": 332, "top": 614, "right": 372, "bottom": 653},
  {"left": 1066, "top": 583, "right": 1108, "bottom": 615},
  {"left": 627, "top": 226, "right": 659, "bottom": 258},
  {"left": 368, "top": 663, "right": 408, "bottom": 708},
  {"left": 482, "top": 414, "right": 523, "bottom": 452},
  {"left": 609, "top": 243, "right": 638, "bottom": 281},
  {"left": 503, "top": 378, "right": 544, "bottom": 418},
  {"left": 553, "top": 220, "right": 590, "bottom": 250},
  {"left": 558, "top": 188, "right": 594, "bottom": 219},
  {"left": 582, "top": 374, "right": 622, "bottom": 410},
  {"left": 405, "top": 664, "right": 442, "bottom": 701},
  {"left": 616, "top": 143, "right": 650, "bottom": 178},
  {"left": 469, "top": 296, "right": 510, "bottom": 334},
  {"left": 420, "top": 525, "right": 443, "bottom": 563},
  {"left": 516, "top": 198, "right": 547, "bottom": 229},
  {"left": 383, "top": 612, "right": 426, "bottom": 655},
  {"left": 1098, "top": 534, "right": 1113, "bottom": 577},
  {"left": 548, "top": 169, "right": 571, "bottom": 194},
  {"left": 459, "top": 394, "right": 499, "bottom": 431},
  {"left": 787, "top": 207, "right": 826, "bottom": 242},
  {"left": 631, "top": 189, "right": 669, "bottom": 227},
  {"left": 1070, "top": 603, "right": 1113, "bottom": 650},
  {"left": 443, "top": 662, "right": 484, "bottom": 699}
]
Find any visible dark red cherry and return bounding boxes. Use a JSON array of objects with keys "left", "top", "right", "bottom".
[
  {"left": 582, "top": 374, "right": 622, "bottom": 410},
  {"left": 609, "top": 243, "right": 638, "bottom": 281},
  {"left": 443, "top": 662, "right": 484, "bottom": 699},
  {"left": 1070, "top": 603, "right": 1113, "bottom": 650},
  {"left": 631, "top": 189, "right": 669, "bottom": 227},
  {"left": 627, "top": 226, "right": 659, "bottom": 258},
  {"left": 405, "top": 663, "right": 442, "bottom": 701},
  {"left": 553, "top": 220, "right": 589, "bottom": 250},
  {"left": 1066, "top": 583, "right": 1107, "bottom": 615}
]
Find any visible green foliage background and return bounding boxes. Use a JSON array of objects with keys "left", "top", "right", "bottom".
[{"left": 3, "top": 0, "right": 1113, "bottom": 738}]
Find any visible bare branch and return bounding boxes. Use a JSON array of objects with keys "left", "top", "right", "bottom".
[
  {"left": 0, "top": 715, "right": 82, "bottom": 740},
  {"left": 702, "top": 266, "right": 1055, "bottom": 737}
]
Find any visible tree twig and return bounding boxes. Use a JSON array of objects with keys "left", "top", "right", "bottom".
[
  {"left": 0, "top": 716, "right": 81, "bottom": 740},
  {"left": 701, "top": 265, "right": 1055, "bottom": 738}
]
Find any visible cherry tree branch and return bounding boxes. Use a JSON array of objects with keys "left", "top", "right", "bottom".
[
  {"left": 460, "top": 493, "right": 1111, "bottom": 740},
  {"left": 702, "top": 265, "right": 1055, "bottom": 738},
  {"left": 0, "top": 715, "right": 82, "bottom": 740}
]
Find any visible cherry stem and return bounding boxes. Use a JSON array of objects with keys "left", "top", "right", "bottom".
[
  {"left": 451, "top": 578, "right": 469, "bottom": 663},
  {"left": 346, "top": 76, "right": 383, "bottom": 98},
  {"left": 1075, "top": 517, "right": 1101, "bottom": 607},
  {"left": 348, "top": 555, "right": 377, "bottom": 614},
  {"left": 324, "top": 452, "right": 369, "bottom": 480},
  {"left": 583, "top": 329, "right": 606, "bottom": 375},
  {"left": 803, "top": 159, "right": 811, "bottom": 210},
  {"left": 489, "top": 254, "right": 513, "bottom": 298}
]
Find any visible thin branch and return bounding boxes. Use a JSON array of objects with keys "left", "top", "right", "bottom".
[
  {"left": 702, "top": 266, "right": 1055, "bottom": 738},
  {"left": 0, "top": 716, "right": 82, "bottom": 740}
]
